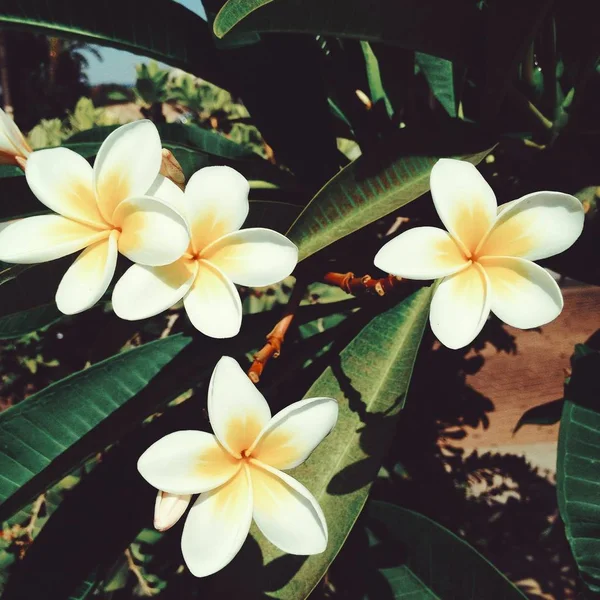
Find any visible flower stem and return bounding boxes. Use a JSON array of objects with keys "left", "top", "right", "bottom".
[
  {"left": 125, "top": 547, "right": 158, "bottom": 597},
  {"left": 322, "top": 271, "right": 404, "bottom": 296},
  {"left": 248, "top": 278, "right": 308, "bottom": 383}
]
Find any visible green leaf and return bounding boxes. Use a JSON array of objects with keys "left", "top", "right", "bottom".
[
  {"left": 287, "top": 127, "right": 493, "bottom": 261},
  {"left": 0, "top": 305, "right": 364, "bottom": 599},
  {"left": 557, "top": 343, "right": 600, "bottom": 594},
  {"left": 0, "top": 0, "right": 223, "bottom": 84},
  {"left": 361, "top": 42, "right": 393, "bottom": 119},
  {"left": 213, "top": 0, "right": 479, "bottom": 63},
  {"left": 0, "top": 302, "right": 62, "bottom": 340},
  {"left": 65, "top": 123, "right": 289, "bottom": 184},
  {"left": 66, "top": 123, "right": 258, "bottom": 161},
  {"left": 366, "top": 501, "right": 529, "bottom": 599},
  {"left": 513, "top": 398, "right": 563, "bottom": 434},
  {"left": 214, "top": 287, "right": 433, "bottom": 598},
  {"left": 0, "top": 335, "right": 191, "bottom": 521},
  {"left": 415, "top": 53, "right": 456, "bottom": 118}
]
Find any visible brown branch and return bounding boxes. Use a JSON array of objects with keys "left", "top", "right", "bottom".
[
  {"left": 248, "top": 279, "right": 307, "bottom": 383},
  {"left": 25, "top": 494, "right": 45, "bottom": 541},
  {"left": 125, "top": 547, "right": 158, "bottom": 597},
  {"left": 322, "top": 271, "right": 405, "bottom": 297}
]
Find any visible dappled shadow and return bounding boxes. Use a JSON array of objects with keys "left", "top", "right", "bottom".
[
  {"left": 322, "top": 327, "right": 577, "bottom": 599},
  {"left": 325, "top": 316, "right": 508, "bottom": 497}
]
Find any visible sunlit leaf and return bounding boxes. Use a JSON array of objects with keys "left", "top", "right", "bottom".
[
  {"left": 0, "top": 335, "right": 191, "bottom": 521},
  {"left": 207, "top": 287, "right": 434, "bottom": 598},
  {"left": 287, "top": 127, "right": 493, "bottom": 261},
  {"left": 361, "top": 42, "right": 393, "bottom": 118}
]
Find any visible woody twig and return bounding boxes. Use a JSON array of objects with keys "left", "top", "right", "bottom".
[
  {"left": 322, "top": 271, "right": 404, "bottom": 296},
  {"left": 248, "top": 279, "right": 307, "bottom": 384}
]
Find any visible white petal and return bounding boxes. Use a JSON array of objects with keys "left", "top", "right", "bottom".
[
  {"left": 430, "top": 263, "right": 491, "bottom": 349},
  {"left": 251, "top": 397, "right": 338, "bottom": 470},
  {"left": 184, "top": 166, "right": 249, "bottom": 252},
  {"left": 55, "top": 230, "right": 118, "bottom": 315},
  {"left": 208, "top": 356, "right": 271, "bottom": 458},
  {"left": 112, "top": 260, "right": 197, "bottom": 320},
  {"left": 93, "top": 120, "right": 162, "bottom": 222},
  {"left": 138, "top": 430, "right": 241, "bottom": 495},
  {"left": 181, "top": 466, "right": 253, "bottom": 577},
  {"left": 203, "top": 228, "right": 298, "bottom": 287},
  {"left": 0, "top": 108, "right": 31, "bottom": 160},
  {"left": 374, "top": 226, "right": 469, "bottom": 280},
  {"left": 146, "top": 174, "right": 187, "bottom": 214},
  {"left": 430, "top": 158, "right": 497, "bottom": 255},
  {"left": 250, "top": 460, "right": 327, "bottom": 555},
  {"left": 112, "top": 196, "right": 190, "bottom": 266},
  {"left": 0, "top": 215, "right": 108, "bottom": 264},
  {"left": 478, "top": 191, "right": 584, "bottom": 261},
  {"left": 154, "top": 491, "right": 191, "bottom": 532},
  {"left": 480, "top": 256, "right": 563, "bottom": 329},
  {"left": 25, "top": 148, "right": 106, "bottom": 228},
  {"left": 183, "top": 259, "right": 242, "bottom": 338}
]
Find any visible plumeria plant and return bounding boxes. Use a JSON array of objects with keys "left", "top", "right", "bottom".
[{"left": 0, "top": 1, "right": 599, "bottom": 599}]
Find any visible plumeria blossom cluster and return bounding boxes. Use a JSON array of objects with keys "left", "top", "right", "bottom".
[
  {"left": 0, "top": 118, "right": 298, "bottom": 337},
  {"left": 0, "top": 112, "right": 586, "bottom": 579},
  {"left": 375, "top": 158, "right": 585, "bottom": 349},
  {"left": 139, "top": 356, "right": 337, "bottom": 576}
]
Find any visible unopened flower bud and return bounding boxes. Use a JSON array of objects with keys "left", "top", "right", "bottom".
[
  {"left": 160, "top": 148, "right": 185, "bottom": 190},
  {"left": 154, "top": 490, "right": 191, "bottom": 531},
  {"left": 0, "top": 107, "right": 32, "bottom": 169}
]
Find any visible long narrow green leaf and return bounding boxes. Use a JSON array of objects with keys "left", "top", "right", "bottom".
[
  {"left": 0, "top": 303, "right": 61, "bottom": 339},
  {"left": 0, "top": 0, "right": 222, "bottom": 84},
  {"left": 208, "top": 287, "right": 433, "bottom": 598},
  {"left": 556, "top": 342, "right": 600, "bottom": 594},
  {"left": 287, "top": 127, "right": 493, "bottom": 261},
  {"left": 66, "top": 123, "right": 258, "bottom": 161},
  {"left": 0, "top": 335, "right": 190, "bottom": 521},
  {"left": 361, "top": 42, "right": 393, "bottom": 118},
  {"left": 367, "top": 502, "right": 528, "bottom": 599},
  {"left": 214, "top": 0, "right": 479, "bottom": 62}
]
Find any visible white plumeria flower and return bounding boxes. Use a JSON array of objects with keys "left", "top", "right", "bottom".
[
  {"left": 0, "top": 107, "right": 31, "bottom": 168},
  {"left": 0, "top": 120, "right": 190, "bottom": 315},
  {"left": 374, "top": 158, "right": 584, "bottom": 349},
  {"left": 112, "top": 166, "right": 298, "bottom": 338},
  {"left": 138, "top": 356, "right": 337, "bottom": 577}
]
